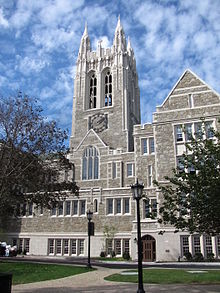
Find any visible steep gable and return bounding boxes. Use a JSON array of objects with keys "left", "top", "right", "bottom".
[
  {"left": 157, "top": 69, "right": 220, "bottom": 112},
  {"left": 75, "top": 129, "right": 107, "bottom": 151}
]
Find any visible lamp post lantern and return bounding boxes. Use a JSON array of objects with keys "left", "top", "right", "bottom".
[
  {"left": 131, "top": 179, "right": 145, "bottom": 293},
  {"left": 87, "top": 209, "right": 93, "bottom": 269}
]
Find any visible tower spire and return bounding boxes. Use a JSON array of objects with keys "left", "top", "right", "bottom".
[
  {"left": 78, "top": 21, "right": 91, "bottom": 59},
  {"left": 83, "top": 21, "right": 88, "bottom": 37},
  {"left": 113, "top": 16, "right": 126, "bottom": 52}
]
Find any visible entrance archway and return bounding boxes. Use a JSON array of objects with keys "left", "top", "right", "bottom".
[{"left": 142, "top": 235, "right": 156, "bottom": 262}]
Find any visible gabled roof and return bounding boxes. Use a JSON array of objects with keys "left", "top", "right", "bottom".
[
  {"left": 159, "top": 68, "right": 220, "bottom": 108},
  {"left": 75, "top": 129, "right": 107, "bottom": 151}
]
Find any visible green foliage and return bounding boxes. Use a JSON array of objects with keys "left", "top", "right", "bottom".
[
  {"left": 155, "top": 123, "right": 220, "bottom": 235},
  {"left": 206, "top": 252, "right": 215, "bottom": 262},
  {"left": 102, "top": 224, "right": 117, "bottom": 254},
  {"left": 105, "top": 269, "right": 220, "bottom": 284},
  {"left": 123, "top": 251, "right": 131, "bottom": 260},
  {"left": 193, "top": 252, "right": 204, "bottom": 262},
  {"left": 0, "top": 261, "right": 92, "bottom": 285},
  {"left": 0, "top": 92, "right": 78, "bottom": 225},
  {"left": 183, "top": 251, "right": 193, "bottom": 261},
  {"left": 100, "top": 251, "right": 106, "bottom": 257}
]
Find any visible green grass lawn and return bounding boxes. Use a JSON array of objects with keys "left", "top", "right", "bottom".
[
  {"left": 0, "top": 261, "right": 93, "bottom": 285},
  {"left": 105, "top": 269, "right": 220, "bottom": 284}
]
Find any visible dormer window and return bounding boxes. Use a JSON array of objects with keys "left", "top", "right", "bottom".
[{"left": 104, "top": 71, "right": 112, "bottom": 107}]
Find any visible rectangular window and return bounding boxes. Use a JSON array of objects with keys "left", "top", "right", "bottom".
[
  {"left": 58, "top": 202, "right": 63, "bottom": 216},
  {"left": 115, "top": 239, "right": 121, "bottom": 255},
  {"left": 28, "top": 203, "right": 33, "bottom": 216},
  {"left": 149, "top": 138, "right": 155, "bottom": 153},
  {"left": 151, "top": 199, "right": 157, "bottom": 218},
  {"left": 112, "top": 162, "right": 117, "bottom": 179},
  {"left": 51, "top": 205, "right": 56, "bottom": 216},
  {"left": 141, "top": 138, "right": 148, "bottom": 154},
  {"left": 73, "top": 201, "right": 78, "bottom": 215},
  {"left": 71, "top": 239, "right": 77, "bottom": 255},
  {"left": 107, "top": 199, "right": 113, "bottom": 214},
  {"left": 107, "top": 239, "right": 113, "bottom": 255},
  {"left": 205, "top": 235, "right": 212, "bottom": 256},
  {"left": 12, "top": 239, "right": 17, "bottom": 247},
  {"left": 144, "top": 199, "right": 157, "bottom": 218},
  {"left": 116, "top": 199, "right": 121, "bottom": 214},
  {"left": 193, "top": 236, "right": 201, "bottom": 254},
  {"left": 40, "top": 205, "right": 43, "bottom": 215},
  {"left": 79, "top": 240, "right": 84, "bottom": 255},
  {"left": 195, "top": 122, "right": 203, "bottom": 139},
  {"left": 185, "top": 124, "right": 193, "bottom": 141},
  {"left": 56, "top": 239, "right": 62, "bottom": 255},
  {"left": 49, "top": 239, "right": 54, "bottom": 254},
  {"left": 124, "top": 198, "right": 130, "bottom": 214},
  {"left": 177, "top": 156, "right": 184, "bottom": 172},
  {"left": 18, "top": 239, "right": 23, "bottom": 251},
  {"left": 63, "top": 239, "right": 69, "bottom": 255},
  {"left": 205, "top": 121, "right": 214, "bottom": 139},
  {"left": 22, "top": 203, "right": 26, "bottom": 217},
  {"left": 24, "top": 239, "right": 30, "bottom": 253},
  {"left": 127, "top": 163, "right": 134, "bottom": 177},
  {"left": 80, "top": 200, "right": 86, "bottom": 215},
  {"left": 65, "top": 201, "right": 71, "bottom": 216},
  {"left": 144, "top": 199, "right": 150, "bottom": 218},
  {"left": 148, "top": 165, "right": 152, "bottom": 187},
  {"left": 123, "top": 239, "right": 130, "bottom": 254},
  {"left": 176, "top": 125, "right": 183, "bottom": 142},
  {"left": 181, "top": 236, "right": 189, "bottom": 256},
  {"left": 217, "top": 236, "right": 220, "bottom": 257}
]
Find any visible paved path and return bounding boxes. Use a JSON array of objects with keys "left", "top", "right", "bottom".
[{"left": 12, "top": 266, "right": 220, "bottom": 293}]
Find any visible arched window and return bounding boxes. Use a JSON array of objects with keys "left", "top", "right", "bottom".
[
  {"left": 94, "top": 199, "right": 98, "bottom": 213},
  {"left": 89, "top": 74, "right": 97, "bottom": 109},
  {"left": 82, "top": 146, "right": 99, "bottom": 180},
  {"left": 104, "top": 71, "right": 112, "bottom": 107}
]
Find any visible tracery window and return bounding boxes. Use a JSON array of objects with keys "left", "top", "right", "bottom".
[
  {"left": 104, "top": 71, "right": 112, "bottom": 107},
  {"left": 89, "top": 74, "right": 97, "bottom": 109},
  {"left": 82, "top": 146, "right": 99, "bottom": 180}
]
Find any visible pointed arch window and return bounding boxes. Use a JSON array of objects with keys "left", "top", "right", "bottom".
[
  {"left": 89, "top": 74, "right": 97, "bottom": 109},
  {"left": 82, "top": 146, "right": 99, "bottom": 180},
  {"left": 104, "top": 71, "right": 112, "bottom": 107}
]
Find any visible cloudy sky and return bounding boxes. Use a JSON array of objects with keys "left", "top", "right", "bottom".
[{"left": 0, "top": 0, "right": 219, "bottom": 141}]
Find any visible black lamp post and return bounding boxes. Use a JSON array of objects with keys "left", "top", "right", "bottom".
[
  {"left": 131, "top": 179, "right": 145, "bottom": 293},
  {"left": 87, "top": 209, "right": 93, "bottom": 269}
]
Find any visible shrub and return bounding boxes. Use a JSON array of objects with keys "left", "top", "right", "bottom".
[
  {"left": 100, "top": 251, "right": 106, "bottom": 258},
  {"left": 123, "top": 252, "right": 130, "bottom": 260},
  {"left": 184, "top": 252, "right": 193, "bottom": 261},
  {"left": 206, "top": 252, "right": 215, "bottom": 262},
  {"left": 193, "top": 252, "right": 204, "bottom": 262},
  {"left": 111, "top": 250, "right": 116, "bottom": 258}
]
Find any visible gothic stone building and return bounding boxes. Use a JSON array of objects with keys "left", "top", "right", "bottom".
[{"left": 6, "top": 20, "right": 220, "bottom": 262}]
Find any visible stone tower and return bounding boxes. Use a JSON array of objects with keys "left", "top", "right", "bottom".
[{"left": 70, "top": 18, "right": 140, "bottom": 152}]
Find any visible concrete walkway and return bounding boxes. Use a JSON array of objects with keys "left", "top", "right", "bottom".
[{"left": 12, "top": 265, "right": 220, "bottom": 293}]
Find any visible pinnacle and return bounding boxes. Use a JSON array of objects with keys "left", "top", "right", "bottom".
[{"left": 83, "top": 21, "right": 88, "bottom": 37}]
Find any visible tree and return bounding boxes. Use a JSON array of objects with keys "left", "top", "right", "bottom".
[
  {"left": 102, "top": 224, "right": 117, "bottom": 256},
  {"left": 0, "top": 92, "right": 78, "bottom": 224},
  {"left": 155, "top": 124, "right": 220, "bottom": 235}
]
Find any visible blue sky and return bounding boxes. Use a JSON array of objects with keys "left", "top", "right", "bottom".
[{"left": 0, "top": 0, "right": 219, "bottom": 141}]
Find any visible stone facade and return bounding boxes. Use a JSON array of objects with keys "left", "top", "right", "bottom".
[{"left": 5, "top": 20, "right": 220, "bottom": 262}]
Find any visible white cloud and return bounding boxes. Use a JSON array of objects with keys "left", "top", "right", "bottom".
[
  {"left": 31, "top": 27, "right": 75, "bottom": 52},
  {"left": 15, "top": 55, "right": 49, "bottom": 75},
  {"left": 0, "top": 7, "right": 9, "bottom": 28}
]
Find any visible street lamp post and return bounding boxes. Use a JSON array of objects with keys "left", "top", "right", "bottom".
[
  {"left": 131, "top": 179, "right": 145, "bottom": 293},
  {"left": 87, "top": 209, "right": 93, "bottom": 269}
]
